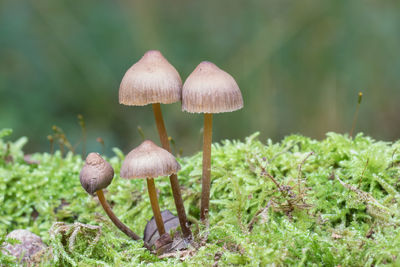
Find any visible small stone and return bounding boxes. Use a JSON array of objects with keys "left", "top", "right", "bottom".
[
  {"left": 144, "top": 210, "right": 180, "bottom": 247},
  {"left": 3, "top": 229, "right": 45, "bottom": 263},
  {"left": 144, "top": 210, "right": 192, "bottom": 254},
  {"left": 167, "top": 231, "right": 191, "bottom": 252},
  {"left": 155, "top": 233, "right": 173, "bottom": 248},
  {"left": 155, "top": 233, "right": 173, "bottom": 255}
]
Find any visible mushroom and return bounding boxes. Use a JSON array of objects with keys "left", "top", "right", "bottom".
[
  {"left": 120, "top": 140, "right": 181, "bottom": 237},
  {"left": 182, "top": 61, "right": 243, "bottom": 221},
  {"left": 119, "top": 50, "right": 191, "bottom": 237},
  {"left": 80, "top": 153, "right": 146, "bottom": 246}
]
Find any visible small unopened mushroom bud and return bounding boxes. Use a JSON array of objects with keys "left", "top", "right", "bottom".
[
  {"left": 80, "top": 153, "right": 114, "bottom": 195},
  {"left": 79, "top": 152, "right": 146, "bottom": 246}
]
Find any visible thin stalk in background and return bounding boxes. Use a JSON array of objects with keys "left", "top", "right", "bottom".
[
  {"left": 78, "top": 114, "right": 86, "bottom": 157},
  {"left": 350, "top": 92, "right": 363, "bottom": 138}
]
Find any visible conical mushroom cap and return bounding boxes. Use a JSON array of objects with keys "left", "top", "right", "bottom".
[
  {"left": 120, "top": 140, "right": 181, "bottom": 179},
  {"left": 119, "top": 50, "right": 182, "bottom": 106},
  {"left": 182, "top": 61, "right": 243, "bottom": 113},
  {"left": 80, "top": 153, "right": 114, "bottom": 195}
]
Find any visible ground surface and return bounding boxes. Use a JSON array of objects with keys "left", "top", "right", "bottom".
[{"left": 1, "top": 129, "right": 400, "bottom": 266}]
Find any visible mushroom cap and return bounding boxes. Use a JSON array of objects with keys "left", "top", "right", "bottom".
[
  {"left": 120, "top": 140, "right": 181, "bottom": 179},
  {"left": 182, "top": 61, "right": 243, "bottom": 113},
  {"left": 119, "top": 50, "right": 182, "bottom": 106},
  {"left": 80, "top": 153, "right": 114, "bottom": 195}
]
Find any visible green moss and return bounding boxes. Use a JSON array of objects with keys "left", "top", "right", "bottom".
[{"left": 1, "top": 129, "right": 400, "bottom": 266}]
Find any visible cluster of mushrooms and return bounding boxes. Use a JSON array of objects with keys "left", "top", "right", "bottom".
[{"left": 79, "top": 50, "right": 243, "bottom": 252}]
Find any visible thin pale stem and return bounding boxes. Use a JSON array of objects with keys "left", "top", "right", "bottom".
[
  {"left": 350, "top": 104, "right": 360, "bottom": 138},
  {"left": 147, "top": 178, "right": 166, "bottom": 235},
  {"left": 200, "top": 113, "right": 213, "bottom": 221},
  {"left": 152, "top": 103, "right": 192, "bottom": 238},
  {"left": 96, "top": 190, "right": 150, "bottom": 248},
  {"left": 350, "top": 92, "right": 363, "bottom": 138},
  {"left": 48, "top": 136, "right": 54, "bottom": 155},
  {"left": 59, "top": 142, "right": 64, "bottom": 158},
  {"left": 82, "top": 131, "right": 86, "bottom": 157}
]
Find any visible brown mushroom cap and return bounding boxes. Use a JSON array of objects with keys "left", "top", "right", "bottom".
[
  {"left": 120, "top": 140, "right": 181, "bottom": 179},
  {"left": 80, "top": 153, "right": 114, "bottom": 195},
  {"left": 119, "top": 50, "right": 182, "bottom": 106},
  {"left": 182, "top": 61, "right": 243, "bottom": 113}
]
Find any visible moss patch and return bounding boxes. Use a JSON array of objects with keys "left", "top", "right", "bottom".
[{"left": 1, "top": 129, "right": 400, "bottom": 266}]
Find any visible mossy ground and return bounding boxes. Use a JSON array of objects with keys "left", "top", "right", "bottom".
[{"left": 1, "top": 128, "right": 400, "bottom": 266}]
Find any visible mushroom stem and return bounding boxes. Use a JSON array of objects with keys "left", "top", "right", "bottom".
[
  {"left": 96, "top": 189, "right": 149, "bottom": 248},
  {"left": 152, "top": 103, "right": 170, "bottom": 151},
  {"left": 200, "top": 113, "right": 213, "bottom": 222},
  {"left": 152, "top": 103, "right": 192, "bottom": 238},
  {"left": 146, "top": 178, "right": 166, "bottom": 235}
]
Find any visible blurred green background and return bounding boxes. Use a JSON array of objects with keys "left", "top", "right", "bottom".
[{"left": 1, "top": 0, "right": 400, "bottom": 156}]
